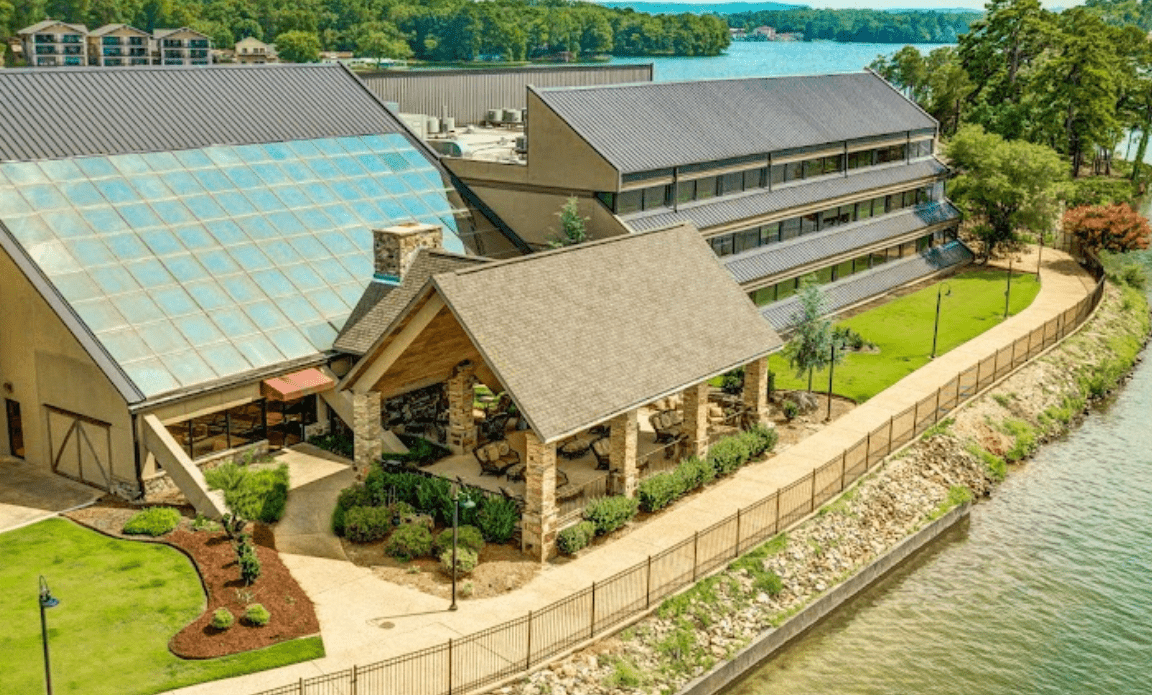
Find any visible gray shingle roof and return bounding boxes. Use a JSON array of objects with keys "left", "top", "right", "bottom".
[
  {"left": 89, "top": 24, "right": 148, "bottom": 37},
  {"left": 625, "top": 159, "right": 948, "bottom": 233},
  {"left": 725, "top": 201, "right": 960, "bottom": 285},
  {"left": 335, "top": 249, "right": 488, "bottom": 356},
  {"left": 431, "top": 224, "right": 784, "bottom": 443},
  {"left": 20, "top": 20, "right": 88, "bottom": 34},
  {"left": 0, "top": 64, "right": 409, "bottom": 161},
  {"left": 532, "top": 72, "right": 936, "bottom": 174},
  {"left": 762, "top": 240, "right": 974, "bottom": 332}
]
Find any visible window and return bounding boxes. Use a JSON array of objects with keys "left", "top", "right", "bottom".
[
  {"left": 801, "top": 213, "right": 819, "bottom": 235},
  {"left": 695, "top": 176, "right": 717, "bottom": 201},
  {"left": 876, "top": 144, "right": 908, "bottom": 164},
  {"left": 770, "top": 165, "right": 786, "bottom": 186},
  {"left": 803, "top": 158, "right": 823, "bottom": 179},
  {"left": 823, "top": 154, "right": 845, "bottom": 175},
  {"left": 751, "top": 286, "right": 776, "bottom": 306},
  {"left": 744, "top": 168, "right": 766, "bottom": 190},
  {"left": 781, "top": 217, "right": 801, "bottom": 241},
  {"left": 616, "top": 189, "right": 643, "bottom": 214},
  {"left": 833, "top": 259, "right": 854, "bottom": 280},
  {"left": 642, "top": 185, "right": 667, "bottom": 210},
  {"left": 596, "top": 192, "right": 615, "bottom": 210},
  {"left": 227, "top": 402, "right": 265, "bottom": 448},
  {"left": 838, "top": 205, "right": 855, "bottom": 225},
  {"left": 847, "top": 150, "right": 872, "bottom": 170},
  {"left": 735, "top": 228, "right": 761, "bottom": 253},
  {"left": 777, "top": 278, "right": 799, "bottom": 300},
  {"left": 784, "top": 161, "right": 804, "bottom": 183},
  {"left": 676, "top": 180, "right": 695, "bottom": 204},
  {"left": 710, "top": 234, "right": 734, "bottom": 256},
  {"left": 720, "top": 172, "right": 744, "bottom": 196},
  {"left": 760, "top": 222, "right": 781, "bottom": 245},
  {"left": 871, "top": 249, "right": 889, "bottom": 266},
  {"left": 853, "top": 255, "right": 871, "bottom": 273},
  {"left": 820, "top": 207, "right": 840, "bottom": 230}
]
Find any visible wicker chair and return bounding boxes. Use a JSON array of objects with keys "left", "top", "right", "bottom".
[
  {"left": 649, "top": 409, "right": 684, "bottom": 444},
  {"left": 590, "top": 436, "right": 611, "bottom": 470},
  {"left": 474, "top": 440, "right": 520, "bottom": 477}
]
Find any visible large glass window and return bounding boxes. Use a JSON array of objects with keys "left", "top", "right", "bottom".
[
  {"left": 781, "top": 217, "right": 801, "bottom": 241},
  {"left": 642, "top": 185, "right": 668, "bottom": 211},
  {"left": 761, "top": 222, "right": 781, "bottom": 244},
  {"left": 803, "top": 159, "right": 823, "bottom": 179},
  {"left": 823, "top": 154, "right": 845, "bottom": 175},
  {"left": 720, "top": 172, "right": 744, "bottom": 196},
  {"left": 770, "top": 165, "right": 786, "bottom": 186},
  {"left": 676, "top": 180, "right": 695, "bottom": 204},
  {"left": 800, "top": 212, "right": 819, "bottom": 235},
  {"left": 820, "top": 207, "right": 840, "bottom": 230},
  {"left": 744, "top": 168, "right": 766, "bottom": 190},
  {"left": 784, "top": 161, "right": 804, "bottom": 183},
  {"left": 710, "top": 234, "right": 734, "bottom": 256},
  {"left": 735, "top": 229, "right": 760, "bottom": 253},
  {"left": 777, "top": 278, "right": 799, "bottom": 301},
  {"left": 616, "top": 189, "right": 643, "bottom": 214},
  {"left": 695, "top": 176, "right": 717, "bottom": 201}
]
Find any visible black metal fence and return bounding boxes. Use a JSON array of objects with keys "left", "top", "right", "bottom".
[{"left": 253, "top": 250, "right": 1105, "bottom": 695}]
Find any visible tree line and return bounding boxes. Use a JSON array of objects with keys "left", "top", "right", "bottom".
[
  {"left": 727, "top": 8, "right": 982, "bottom": 44},
  {"left": 0, "top": 0, "right": 730, "bottom": 64},
  {"left": 871, "top": 0, "right": 1152, "bottom": 260}
]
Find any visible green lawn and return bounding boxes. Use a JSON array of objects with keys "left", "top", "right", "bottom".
[
  {"left": 0, "top": 518, "right": 323, "bottom": 695},
  {"left": 770, "top": 269, "right": 1041, "bottom": 402}
]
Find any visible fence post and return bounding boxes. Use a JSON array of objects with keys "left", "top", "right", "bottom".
[
  {"left": 352, "top": 664, "right": 357, "bottom": 695},
  {"left": 934, "top": 389, "right": 941, "bottom": 423},
  {"left": 692, "top": 532, "right": 699, "bottom": 581},
  {"left": 888, "top": 416, "right": 894, "bottom": 452},
  {"left": 1011, "top": 340, "right": 1018, "bottom": 368},
  {"left": 299, "top": 677, "right": 305, "bottom": 695},
  {"left": 865, "top": 432, "right": 871, "bottom": 470},
  {"left": 526, "top": 611, "right": 533, "bottom": 670},
  {"left": 956, "top": 376, "right": 962, "bottom": 406},
  {"left": 646, "top": 555, "right": 652, "bottom": 609},
  {"left": 809, "top": 469, "right": 816, "bottom": 511},
  {"left": 913, "top": 401, "right": 920, "bottom": 435},
  {"left": 773, "top": 492, "right": 781, "bottom": 533},
  {"left": 735, "top": 508, "right": 742, "bottom": 558},
  {"left": 590, "top": 582, "right": 596, "bottom": 638},
  {"left": 448, "top": 638, "right": 453, "bottom": 695},
  {"left": 839, "top": 450, "right": 846, "bottom": 491}
]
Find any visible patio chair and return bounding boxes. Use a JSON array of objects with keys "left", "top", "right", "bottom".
[
  {"left": 590, "top": 436, "right": 611, "bottom": 470},
  {"left": 650, "top": 409, "right": 683, "bottom": 444},
  {"left": 474, "top": 440, "right": 520, "bottom": 477}
]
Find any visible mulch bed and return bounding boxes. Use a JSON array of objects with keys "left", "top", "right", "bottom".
[{"left": 66, "top": 500, "right": 319, "bottom": 659}]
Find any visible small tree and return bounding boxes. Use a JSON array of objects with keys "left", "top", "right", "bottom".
[
  {"left": 1063, "top": 203, "right": 1151, "bottom": 253},
  {"left": 783, "top": 277, "right": 843, "bottom": 392},
  {"left": 548, "top": 197, "right": 588, "bottom": 248},
  {"left": 275, "top": 30, "right": 322, "bottom": 63}
]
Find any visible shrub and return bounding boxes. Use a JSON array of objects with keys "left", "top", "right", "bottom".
[
  {"left": 476, "top": 496, "right": 519, "bottom": 543},
  {"left": 235, "top": 535, "right": 261, "bottom": 585},
  {"left": 752, "top": 571, "right": 783, "bottom": 597},
  {"left": 333, "top": 484, "right": 374, "bottom": 536},
  {"left": 210, "top": 607, "right": 234, "bottom": 630},
  {"left": 782, "top": 401, "right": 800, "bottom": 421},
  {"left": 1121, "top": 264, "right": 1148, "bottom": 289},
  {"left": 207, "top": 463, "right": 290, "bottom": 523},
  {"left": 433, "top": 525, "right": 485, "bottom": 555},
  {"left": 122, "top": 507, "right": 181, "bottom": 536},
  {"left": 557, "top": 521, "right": 596, "bottom": 554},
  {"left": 438, "top": 548, "right": 479, "bottom": 576},
  {"left": 244, "top": 603, "right": 271, "bottom": 627},
  {"left": 402, "top": 513, "right": 435, "bottom": 531},
  {"left": 365, "top": 468, "right": 423, "bottom": 508},
  {"left": 389, "top": 501, "right": 415, "bottom": 524},
  {"left": 742, "top": 423, "right": 779, "bottom": 457},
  {"left": 676, "top": 455, "right": 716, "bottom": 489},
  {"left": 719, "top": 367, "right": 744, "bottom": 396},
  {"left": 307, "top": 432, "right": 353, "bottom": 459},
  {"left": 460, "top": 580, "right": 474, "bottom": 597},
  {"left": 384, "top": 523, "right": 433, "bottom": 561},
  {"left": 583, "top": 496, "right": 639, "bottom": 536},
  {"left": 190, "top": 514, "right": 219, "bottom": 533},
  {"left": 637, "top": 472, "right": 683, "bottom": 513},
  {"left": 415, "top": 476, "right": 454, "bottom": 525},
  {"left": 344, "top": 506, "right": 393, "bottom": 543},
  {"left": 706, "top": 436, "right": 751, "bottom": 476}
]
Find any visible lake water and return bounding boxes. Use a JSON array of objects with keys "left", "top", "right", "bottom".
[{"left": 608, "top": 40, "right": 952, "bottom": 81}]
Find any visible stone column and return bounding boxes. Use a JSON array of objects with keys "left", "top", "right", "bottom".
[
  {"left": 446, "top": 361, "right": 478, "bottom": 454},
  {"left": 609, "top": 410, "right": 639, "bottom": 498},
  {"left": 522, "top": 431, "right": 558, "bottom": 562},
  {"left": 352, "top": 391, "right": 383, "bottom": 479},
  {"left": 742, "top": 357, "right": 771, "bottom": 425},
  {"left": 681, "top": 382, "right": 710, "bottom": 459}
]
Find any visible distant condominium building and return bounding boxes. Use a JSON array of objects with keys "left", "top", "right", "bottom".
[
  {"left": 87, "top": 24, "right": 151, "bottom": 67},
  {"left": 234, "top": 36, "right": 277, "bottom": 64},
  {"left": 152, "top": 28, "right": 212, "bottom": 66},
  {"left": 18, "top": 20, "right": 88, "bottom": 68}
]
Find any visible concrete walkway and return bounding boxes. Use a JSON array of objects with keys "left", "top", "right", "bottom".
[
  {"left": 167, "top": 247, "right": 1096, "bottom": 695},
  {"left": 270, "top": 444, "right": 355, "bottom": 561},
  {"left": 0, "top": 458, "right": 102, "bottom": 532}
]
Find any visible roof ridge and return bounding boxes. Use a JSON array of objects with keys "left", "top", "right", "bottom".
[{"left": 534, "top": 70, "right": 872, "bottom": 95}]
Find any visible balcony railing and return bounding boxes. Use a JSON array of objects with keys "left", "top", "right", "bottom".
[
  {"left": 35, "top": 46, "right": 58, "bottom": 55},
  {"left": 190, "top": 40, "right": 209, "bottom": 48},
  {"left": 63, "top": 46, "right": 82, "bottom": 55},
  {"left": 103, "top": 48, "right": 123, "bottom": 56},
  {"left": 128, "top": 48, "right": 147, "bottom": 56},
  {"left": 34, "top": 35, "right": 54, "bottom": 43},
  {"left": 61, "top": 35, "right": 81, "bottom": 44},
  {"left": 102, "top": 37, "right": 122, "bottom": 45},
  {"left": 128, "top": 37, "right": 145, "bottom": 46}
]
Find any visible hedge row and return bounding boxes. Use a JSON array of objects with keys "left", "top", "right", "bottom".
[{"left": 638, "top": 424, "right": 778, "bottom": 514}]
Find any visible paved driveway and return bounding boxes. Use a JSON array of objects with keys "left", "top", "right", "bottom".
[{"left": 0, "top": 458, "right": 102, "bottom": 533}]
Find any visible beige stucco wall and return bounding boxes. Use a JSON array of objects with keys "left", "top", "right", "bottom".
[
  {"left": 0, "top": 247, "right": 136, "bottom": 487},
  {"left": 449, "top": 181, "right": 631, "bottom": 248},
  {"left": 525, "top": 90, "right": 620, "bottom": 192}
]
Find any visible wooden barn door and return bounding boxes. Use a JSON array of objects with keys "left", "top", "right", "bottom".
[{"left": 45, "top": 405, "right": 112, "bottom": 492}]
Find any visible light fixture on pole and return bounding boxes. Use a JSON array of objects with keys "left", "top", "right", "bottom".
[
  {"left": 449, "top": 482, "right": 476, "bottom": 612},
  {"left": 931, "top": 282, "right": 952, "bottom": 359},
  {"left": 39, "top": 575, "right": 59, "bottom": 695}
]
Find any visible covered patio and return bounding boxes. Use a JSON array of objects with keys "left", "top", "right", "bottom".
[{"left": 339, "top": 223, "right": 784, "bottom": 559}]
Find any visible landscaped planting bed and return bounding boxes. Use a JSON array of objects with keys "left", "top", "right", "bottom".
[{"left": 3, "top": 514, "right": 322, "bottom": 695}]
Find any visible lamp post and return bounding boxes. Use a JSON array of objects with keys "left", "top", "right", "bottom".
[
  {"left": 39, "top": 575, "right": 59, "bottom": 695},
  {"left": 1004, "top": 256, "right": 1014, "bottom": 319},
  {"left": 931, "top": 282, "right": 952, "bottom": 359},
  {"left": 1036, "top": 232, "right": 1044, "bottom": 280},
  {"left": 449, "top": 483, "right": 476, "bottom": 612},
  {"left": 825, "top": 342, "right": 836, "bottom": 422}
]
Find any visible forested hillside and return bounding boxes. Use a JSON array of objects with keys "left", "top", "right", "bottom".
[{"left": 727, "top": 7, "right": 982, "bottom": 43}]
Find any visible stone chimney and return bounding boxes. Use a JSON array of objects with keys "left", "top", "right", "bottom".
[{"left": 372, "top": 222, "right": 443, "bottom": 283}]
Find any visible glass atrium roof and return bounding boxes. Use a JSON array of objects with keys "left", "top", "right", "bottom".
[{"left": 0, "top": 134, "right": 463, "bottom": 399}]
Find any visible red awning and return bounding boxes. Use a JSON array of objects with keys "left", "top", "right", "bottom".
[{"left": 261, "top": 368, "right": 335, "bottom": 402}]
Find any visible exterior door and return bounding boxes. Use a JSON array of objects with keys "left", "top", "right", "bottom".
[
  {"left": 5, "top": 399, "right": 23, "bottom": 458},
  {"left": 45, "top": 405, "right": 112, "bottom": 491}
]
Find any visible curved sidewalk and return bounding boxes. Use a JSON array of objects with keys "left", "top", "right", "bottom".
[{"left": 168, "top": 246, "right": 1096, "bottom": 695}]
